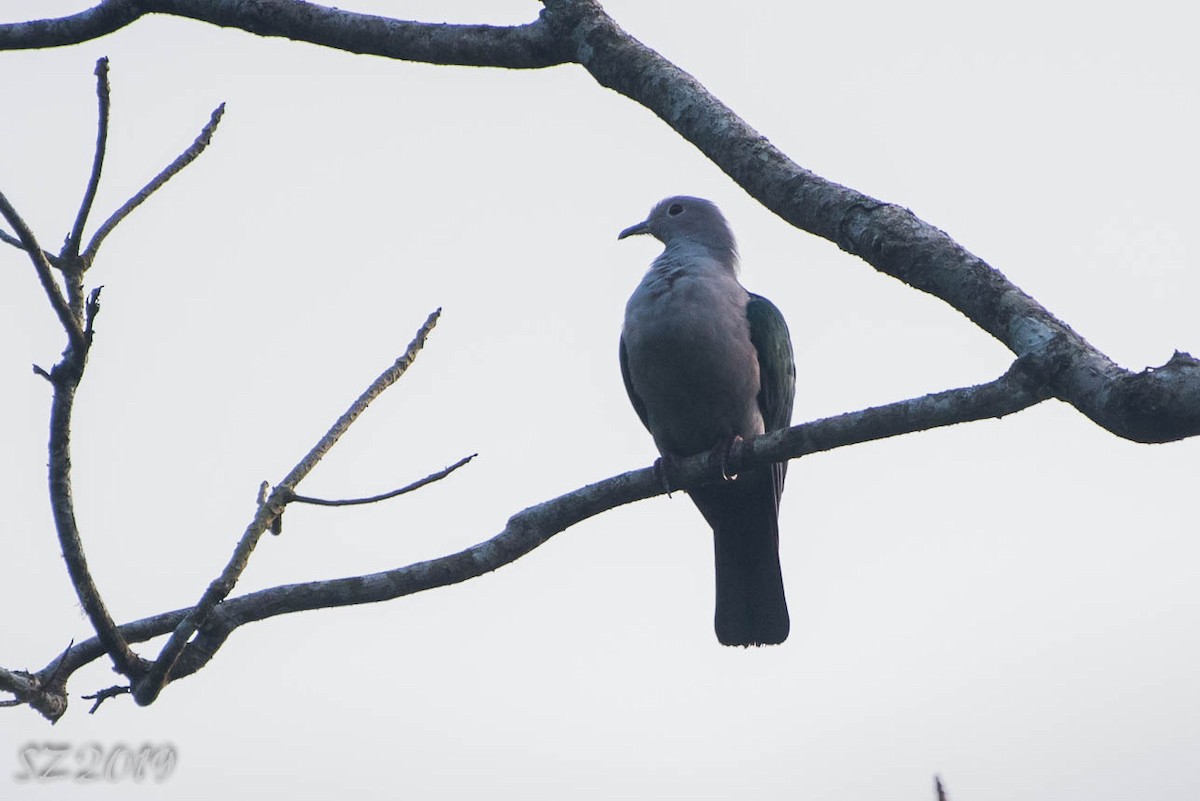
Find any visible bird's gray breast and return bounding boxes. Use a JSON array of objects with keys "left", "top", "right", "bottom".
[{"left": 622, "top": 260, "right": 764, "bottom": 457}]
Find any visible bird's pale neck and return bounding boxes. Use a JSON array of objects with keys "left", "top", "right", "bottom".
[{"left": 657, "top": 239, "right": 739, "bottom": 276}]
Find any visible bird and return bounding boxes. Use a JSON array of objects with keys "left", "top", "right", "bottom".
[{"left": 618, "top": 195, "right": 796, "bottom": 647}]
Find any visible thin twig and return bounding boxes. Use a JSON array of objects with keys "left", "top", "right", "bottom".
[
  {"left": 1, "top": 226, "right": 60, "bottom": 268},
  {"left": 82, "top": 102, "right": 225, "bottom": 262},
  {"left": 288, "top": 453, "right": 476, "bottom": 507},
  {"left": 131, "top": 308, "right": 443, "bottom": 706},
  {"left": 274, "top": 308, "right": 443, "bottom": 497},
  {"left": 84, "top": 286, "right": 103, "bottom": 342},
  {"left": 42, "top": 639, "right": 75, "bottom": 688},
  {"left": 0, "top": 191, "right": 84, "bottom": 350},
  {"left": 64, "top": 57, "right": 110, "bottom": 262},
  {"left": 82, "top": 684, "right": 130, "bottom": 714},
  {"left": 0, "top": 227, "right": 25, "bottom": 249}
]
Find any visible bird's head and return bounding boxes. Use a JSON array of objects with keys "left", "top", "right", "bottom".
[{"left": 618, "top": 196, "right": 738, "bottom": 266}]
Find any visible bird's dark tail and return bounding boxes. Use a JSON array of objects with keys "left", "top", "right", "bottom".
[{"left": 690, "top": 464, "right": 789, "bottom": 646}]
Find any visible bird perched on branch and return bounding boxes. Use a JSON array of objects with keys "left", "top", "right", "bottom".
[{"left": 618, "top": 196, "right": 796, "bottom": 646}]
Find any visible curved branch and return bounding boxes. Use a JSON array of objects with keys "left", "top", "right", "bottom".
[
  {"left": 0, "top": 0, "right": 568, "bottom": 67},
  {"left": 11, "top": 362, "right": 1048, "bottom": 721},
  {"left": 41, "top": 318, "right": 148, "bottom": 682},
  {"left": 286, "top": 453, "right": 477, "bottom": 508}
]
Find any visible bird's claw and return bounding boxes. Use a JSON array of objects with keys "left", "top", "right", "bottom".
[
  {"left": 653, "top": 455, "right": 680, "bottom": 497},
  {"left": 719, "top": 435, "right": 745, "bottom": 481}
]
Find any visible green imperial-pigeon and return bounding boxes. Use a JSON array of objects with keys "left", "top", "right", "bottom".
[{"left": 618, "top": 196, "right": 796, "bottom": 646}]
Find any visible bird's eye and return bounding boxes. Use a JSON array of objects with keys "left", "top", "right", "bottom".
[{"left": 667, "top": 203, "right": 684, "bottom": 216}]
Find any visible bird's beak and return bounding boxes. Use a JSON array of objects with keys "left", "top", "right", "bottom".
[{"left": 617, "top": 219, "right": 650, "bottom": 240}]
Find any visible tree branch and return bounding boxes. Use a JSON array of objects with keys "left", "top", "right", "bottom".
[
  {"left": 63, "top": 57, "right": 111, "bottom": 263},
  {"left": 131, "top": 308, "right": 443, "bottom": 706},
  {"left": 0, "top": 192, "right": 84, "bottom": 351},
  {"left": 9, "top": 362, "right": 1048, "bottom": 721},
  {"left": 555, "top": 0, "right": 1200, "bottom": 442},
  {"left": 0, "top": 190, "right": 144, "bottom": 680},
  {"left": 0, "top": 70, "right": 231, "bottom": 693},
  {"left": 0, "top": 0, "right": 568, "bottom": 68},
  {"left": 286, "top": 453, "right": 477, "bottom": 508},
  {"left": 83, "top": 102, "right": 225, "bottom": 262},
  {"left": 0, "top": 226, "right": 60, "bottom": 270},
  {"left": 43, "top": 315, "right": 147, "bottom": 681},
  {"left": 0, "top": 667, "right": 69, "bottom": 721}
]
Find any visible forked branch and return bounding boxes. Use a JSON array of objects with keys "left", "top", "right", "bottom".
[
  {"left": 0, "top": 59, "right": 226, "bottom": 685},
  {"left": 3, "top": 360, "right": 1048, "bottom": 721},
  {"left": 131, "top": 309, "right": 445, "bottom": 706}
]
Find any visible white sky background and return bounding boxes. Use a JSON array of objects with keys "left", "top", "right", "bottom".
[{"left": 2, "top": 1, "right": 1198, "bottom": 798}]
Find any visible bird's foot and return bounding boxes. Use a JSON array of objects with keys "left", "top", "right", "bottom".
[
  {"left": 717, "top": 435, "right": 746, "bottom": 481},
  {"left": 653, "top": 455, "right": 682, "bottom": 497}
]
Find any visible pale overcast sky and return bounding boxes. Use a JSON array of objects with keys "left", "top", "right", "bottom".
[{"left": 3, "top": 2, "right": 1198, "bottom": 799}]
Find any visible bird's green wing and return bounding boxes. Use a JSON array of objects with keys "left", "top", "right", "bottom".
[{"left": 746, "top": 293, "right": 796, "bottom": 434}]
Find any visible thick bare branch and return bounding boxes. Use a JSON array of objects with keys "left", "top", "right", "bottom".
[
  {"left": 131, "top": 309, "right": 443, "bottom": 706},
  {"left": 0, "top": 0, "right": 568, "bottom": 68},
  {"left": 43, "top": 330, "right": 147, "bottom": 681},
  {"left": 11, "top": 362, "right": 1047, "bottom": 720},
  {"left": 554, "top": 0, "right": 1200, "bottom": 442},
  {"left": 0, "top": 667, "right": 68, "bottom": 721}
]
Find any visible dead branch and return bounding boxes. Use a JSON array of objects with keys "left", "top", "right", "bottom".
[
  {"left": 0, "top": 58, "right": 226, "bottom": 687},
  {"left": 131, "top": 308, "right": 443, "bottom": 706},
  {"left": 286, "top": 454, "right": 478, "bottom": 508},
  {"left": 83, "top": 102, "right": 225, "bottom": 262},
  {"left": 0, "top": 188, "right": 141, "bottom": 679},
  {"left": 0, "top": 193, "right": 84, "bottom": 350},
  {"left": 0, "top": 0, "right": 566, "bottom": 67},
  {"left": 5, "top": 361, "right": 1047, "bottom": 721},
  {"left": 63, "top": 57, "right": 111, "bottom": 264}
]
